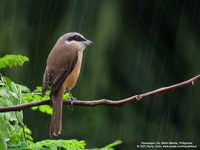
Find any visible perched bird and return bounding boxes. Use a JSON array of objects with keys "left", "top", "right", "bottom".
[{"left": 42, "top": 32, "right": 93, "bottom": 138}]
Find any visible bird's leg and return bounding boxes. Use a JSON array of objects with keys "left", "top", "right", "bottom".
[{"left": 67, "top": 90, "right": 75, "bottom": 105}]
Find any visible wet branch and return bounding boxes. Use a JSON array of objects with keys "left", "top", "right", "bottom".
[{"left": 0, "top": 74, "right": 200, "bottom": 112}]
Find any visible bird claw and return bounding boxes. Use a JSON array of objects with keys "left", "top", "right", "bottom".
[
  {"left": 70, "top": 96, "right": 77, "bottom": 105},
  {"left": 136, "top": 95, "right": 142, "bottom": 100},
  {"left": 67, "top": 90, "right": 76, "bottom": 105},
  {"left": 70, "top": 99, "right": 74, "bottom": 105}
]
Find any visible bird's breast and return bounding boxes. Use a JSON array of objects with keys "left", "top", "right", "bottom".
[{"left": 63, "top": 51, "right": 82, "bottom": 90}]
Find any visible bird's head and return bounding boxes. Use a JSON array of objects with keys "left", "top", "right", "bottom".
[{"left": 57, "top": 32, "right": 93, "bottom": 51}]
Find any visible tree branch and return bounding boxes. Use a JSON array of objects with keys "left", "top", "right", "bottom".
[{"left": 1, "top": 74, "right": 200, "bottom": 112}]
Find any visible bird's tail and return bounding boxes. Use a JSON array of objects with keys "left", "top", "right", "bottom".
[{"left": 49, "top": 89, "right": 64, "bottom": 138}]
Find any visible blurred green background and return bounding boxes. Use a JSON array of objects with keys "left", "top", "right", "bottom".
[{"left": 1, "top": 0, "right": 200, "bottom": 149}]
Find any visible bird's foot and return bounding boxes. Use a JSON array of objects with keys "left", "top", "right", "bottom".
[
  {"left": 67, "top": 90, "right": 76, "bottom": 105},
  {"left": 70, "top": 97, "right": 74, "bottom": 105},
  {"left": 70, "top": 95, "right": 77, "bottom": 105}
]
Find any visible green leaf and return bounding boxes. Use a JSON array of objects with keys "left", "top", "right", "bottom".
[
  {"left": 0, "top": 55, "right": 29, "bottom": 69},
  {"left": 33, "top": 86, "right": 42, "bottom": 93},
  {"left": 8, "top": 141, "right": 29, "bottom": 150},
  {"left": 25, "top": 127, "right": 32, "bottom": 135},
  {"left": 31, "top": 106, "right": 38, "bottom": 110},
  {"left": 63, "top": 92, "right": 71, "bottom": 99},
  {"left": 87, "top": 140, "right": 122, "bottom": 150},
  {"left": 19, "top": 85, "right": 30, "bottom": 93},
  {"left": 0, "top": 114, "right": 5, "bottom": 123},
  {"left": 16, "top": 111, "right": 23, "bottom": 122},
  {"left": 31, "top": 139, "right": 87, "bottom": 150},
  {"left": 38, "top": 105, "right": 53, "bottom": 115},
  {"left": 0, "top": 122, "right": 11, "bottom": 141},
  {"left": 0, "top": 138, "right": 7, "bottom": 150},
  {"left": 23, "top": 93, "right": 34, "bottom": 102},
  {"left": 0, "top": 89, "right": 8, "bottom": 99},
  {"left": 11, "top": 82, "right": 18, "bottom": 93},
  {"left": 105, "top": 140, "right": 122, "bottom": 148},
  {"left": 2, "top": 76, "right": 12, "bottom": 90},
  {"left": 33, "top": 95, "right": 43, "bottom": 101},
  {"left": 6, "top": 111, "right": 17, "bottom": 121}
]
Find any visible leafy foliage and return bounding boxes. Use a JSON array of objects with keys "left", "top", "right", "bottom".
[
  {"left": 0, "top": 55, "right": 122, "bottom": 149},
  {"left": 0, "top": 75, "right": 33, "bottom": 150},
  {"left": 88, "top": 140, "right": 122, "bottom": 150},
  {"left": 0, "top": 55, "right": 29, "bottom": 69},
  {"left": 23, "top": 86, "right": 71, "bottom": 115},
  {"left": 8, "top": 139, "right": 86, "bottom": 150},
  {"left": 23, "top": 86, "right": 53, "bottom": 115}
]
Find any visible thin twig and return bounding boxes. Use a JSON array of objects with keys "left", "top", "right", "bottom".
[
  {"left": 15, "top": 112, "right": 27, "bottom": 141},
  {"left": 0, "top": 74, "right": 200, "bottom": 112}
]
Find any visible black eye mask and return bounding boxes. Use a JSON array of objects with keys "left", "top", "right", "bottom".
[{"left": 68, "top": 35, "right": 86, "bottom": 42}]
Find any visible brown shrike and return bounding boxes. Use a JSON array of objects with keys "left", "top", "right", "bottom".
[{"left": 42, "top": 32, "right": 93, "bottom": 138}]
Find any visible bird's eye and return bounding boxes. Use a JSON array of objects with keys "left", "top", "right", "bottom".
[
  {"left": 68, "top": 35, "right": 86, "bottom": 42},
  {"left": 73, "top": 35, "right": 79, "bottom": 40}
]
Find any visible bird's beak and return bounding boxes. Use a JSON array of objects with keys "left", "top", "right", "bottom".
[{"left": 83, "top": 40, "right": 93, "bottom": 45}]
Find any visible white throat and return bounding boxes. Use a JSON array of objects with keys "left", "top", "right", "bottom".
[{"left": 65, "top": 41, "right": 86, "bottom": 52}]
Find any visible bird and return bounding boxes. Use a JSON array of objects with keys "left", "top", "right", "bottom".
[{"left": 41, "top": 32, "right": 93, "bottom": 138}]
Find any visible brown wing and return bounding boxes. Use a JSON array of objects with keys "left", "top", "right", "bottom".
[{"left": 42, "top": 43, "right": 78, "bottom": 97}]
